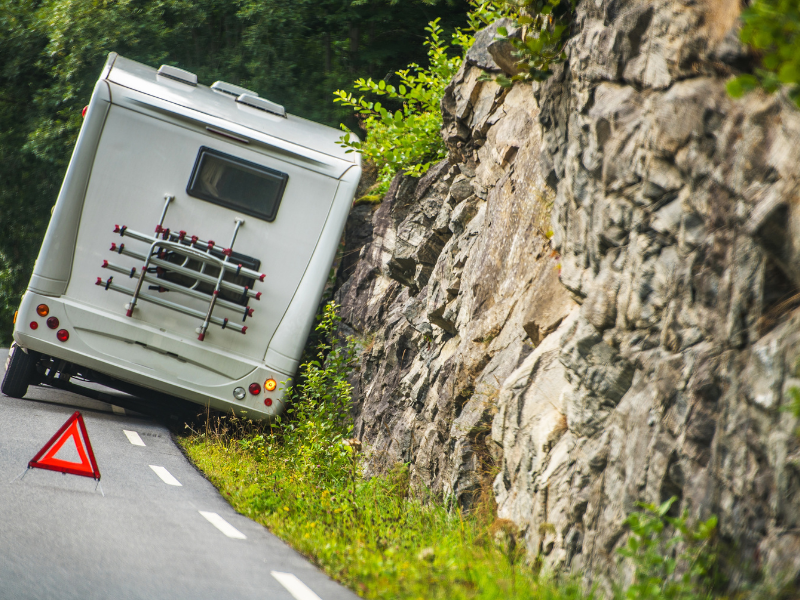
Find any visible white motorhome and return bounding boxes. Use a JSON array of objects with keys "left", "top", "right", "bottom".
[{"left": 2, "top": 53, "right": 361, "bottom": 420}]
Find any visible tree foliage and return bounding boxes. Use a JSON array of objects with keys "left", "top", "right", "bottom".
[
  {"left": 728, "top": 0, "right": 800, "bottom": 106},
  {"left": 0, "top": 0, "right": 470, "bottom": 343}
]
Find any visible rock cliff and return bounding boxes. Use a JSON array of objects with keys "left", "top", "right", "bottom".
[{"left": 335, "top": 0, "right": 800, "bottom": 588}]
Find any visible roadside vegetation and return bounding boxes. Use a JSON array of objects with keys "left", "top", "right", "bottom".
[
  {"left": 180, "top": 303, "right": 722, "bottom": 600},
  {"left": 728, "top": 0, "right": 800, "bottom": 106},
  {"left": 333, "top": 0, "right": 577, "bottom": 198}
]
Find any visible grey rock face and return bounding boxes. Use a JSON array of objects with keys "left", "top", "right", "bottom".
[{"left": 335, "top": 0, "right": 800, "bottom": 589}]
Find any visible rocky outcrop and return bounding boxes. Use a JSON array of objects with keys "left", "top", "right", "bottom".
[{"left": 335, "top": 0, "right": 800, "bottom": 589}]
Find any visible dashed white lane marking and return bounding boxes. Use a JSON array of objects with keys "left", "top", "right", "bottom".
[
  {"left": 123, "top": 430, "right": 145, "bottom": 446},
  {"left": 111, "top": 405, "right": 126, "bottom": 415},
  {"left": 271, "top": 572, "right": 323, "bottom": 600},
  {"left": 199, "top": 511, "right": 247, "bottom": 539},
  {"left": 149, "top": 465, "right": 181, "bottom": 486}
]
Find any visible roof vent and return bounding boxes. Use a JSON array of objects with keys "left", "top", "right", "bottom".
[
  {"left": 157, "top": 65, "right": 197, "bottom": 86},
  {"left": 236, "top": 94, "right": 286, "bottom": 118},
  {"left": 211, "top": 81, "right": 258, "bottom": 98}
]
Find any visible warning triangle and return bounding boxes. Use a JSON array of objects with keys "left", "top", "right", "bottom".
[{"left": 28, "top": 411, "right": 101, "bottom": 480}]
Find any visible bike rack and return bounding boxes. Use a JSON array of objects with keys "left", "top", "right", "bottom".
[{"left": 97, "top": 195, "right": 262, "bottom": 341}]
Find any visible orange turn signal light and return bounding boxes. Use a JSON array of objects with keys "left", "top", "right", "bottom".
[
  {"left": 264, "top": 378, "right": 277, "bottom": 392},
  {"left": 36, "top": 304, "right": 49, "bottom": 317}
]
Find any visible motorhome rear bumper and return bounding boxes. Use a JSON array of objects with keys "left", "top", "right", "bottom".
[{"left": 13, "top": 292, "right": 288, "bottom": 419}]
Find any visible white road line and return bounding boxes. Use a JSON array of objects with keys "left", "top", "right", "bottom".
[
  {"left": 111, "top": 405, "right": 126, "bottom": 415},
  {"left": 149, "top": 465, "right": 181, "bottom": 486},
  {"left": 271, "top": 572, "right": 323, "bottom": 600},
  {"left": 123, "top": 430, "right": 146, "bottom": 446},
  {"left": 199, "top": 511, "right": 247, "bottom": 539}
]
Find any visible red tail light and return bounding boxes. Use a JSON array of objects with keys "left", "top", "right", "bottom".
[
  {"left": 56, "top": 329, "right": 69, "bottom": 342},
  {"left": 46, "top": 317, "right": 59, "bottom": 330},
  {"left": 248, "top": 383, "right": 261, "bottom": 395}
]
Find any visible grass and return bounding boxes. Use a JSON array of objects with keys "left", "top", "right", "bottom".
[{"left": 179, "top": 430, "right": 588, "bottom": 600}]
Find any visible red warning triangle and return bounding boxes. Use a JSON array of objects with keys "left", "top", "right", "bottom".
[{"left": 28, "top": 411, "right": 101, "bottom": 480}]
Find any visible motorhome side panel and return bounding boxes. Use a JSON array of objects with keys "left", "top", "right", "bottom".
[{"left": 28, "top": 79, "right": 111, "bottom": 297}]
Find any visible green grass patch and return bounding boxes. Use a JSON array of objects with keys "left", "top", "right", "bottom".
[{"left": 179, "top": 435, "right": 587, "bottom": 600}]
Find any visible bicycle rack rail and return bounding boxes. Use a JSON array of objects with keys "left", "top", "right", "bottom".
[{"left": 97, "top": 195, "right": 263, "bottom": 341}]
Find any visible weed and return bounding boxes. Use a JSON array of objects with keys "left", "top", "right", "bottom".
[
  {"left": 728, "top": 0, "right": 800, "bottom": 107},
  {"left": 615, "top": 497, "right": 719, "bottom": 600}
]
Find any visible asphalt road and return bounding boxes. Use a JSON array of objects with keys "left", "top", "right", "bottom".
[{"left": 0, "top": 349, "right": 360, "bottom": 600}]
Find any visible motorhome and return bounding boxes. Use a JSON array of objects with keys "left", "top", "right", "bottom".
[{"left": 2, "top": 53, "right": 361, "bottom": 419}]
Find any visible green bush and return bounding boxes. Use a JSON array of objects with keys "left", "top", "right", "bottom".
[
  {"left": 616, "top": 497, "right": 719, "bottom": 600},
  {"left": 334, "top": 18, "right": 465, "bottom": 196},
  {"left": 333, "top": 0, "right": 575, "bottom": 198},
  {"left": 728, "top": 0, "right": 800, "bottom": 106},
  {"left": 491, "top": 0, "right": 576, "bottom": 87}
]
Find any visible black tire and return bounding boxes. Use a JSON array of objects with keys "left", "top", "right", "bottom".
[{"left": 1, "top": 345, "right": 37, "bottom": 398}]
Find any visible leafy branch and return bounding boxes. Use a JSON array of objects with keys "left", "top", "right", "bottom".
[
  {"left": 487, "top": 0, "right": 577, "bottom": 87},
  {"left": 727, "top": 0, "right": 800, "bottom": 107},
  {"left": 333, "top": 18, "right": 463, "bottom": 195}
]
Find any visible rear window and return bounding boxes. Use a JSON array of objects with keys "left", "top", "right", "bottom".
[{"left": 186, "top": 147, "right": 288, "bottom": 221}]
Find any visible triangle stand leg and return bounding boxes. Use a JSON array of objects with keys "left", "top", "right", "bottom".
[{"left": 9, "top": 467, "right": 29, "bottom": 483}]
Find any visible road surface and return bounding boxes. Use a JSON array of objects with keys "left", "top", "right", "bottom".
[{"left": 0, "top": 349, "right": 360, "bottom": 600}]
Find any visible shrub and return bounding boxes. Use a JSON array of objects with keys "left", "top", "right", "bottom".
[
  {"left": 616, "top": 497, "right": 719, "bottom": 600},
  {"left": 491, "top": 0, "right": 577, "bottom": 87},
  {"left": 727, "top": 0, "right": 800, "bottom": 106},
  {"left": 333, "top": 18, "right": 464, "bottom": 196}
]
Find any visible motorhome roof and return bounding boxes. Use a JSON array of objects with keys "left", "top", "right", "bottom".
[{"left": 105, "top": 54, "right": 356, "bottom": 164}]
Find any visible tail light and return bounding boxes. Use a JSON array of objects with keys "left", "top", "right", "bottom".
[
  {"left": 56, "top": 329, "right": 69, "bottom": 342},
  {"left": 36, "top": 304, "right": 49, "bottom": 317},
  {"left": 46, "top": 317, "right": 59, "bottom": 330},
  {"left": 248, "top": 383, "right": 261, "bottom": 395},
  {"left": 264, "top": 378, "right": 277, "bottom": 392},
  {"left": 233, "top": 387, "right": 246, "bottom": 401}
]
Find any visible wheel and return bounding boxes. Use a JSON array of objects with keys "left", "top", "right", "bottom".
[{"left": 1, "top": 344, "right": 37, "bottom": 398}]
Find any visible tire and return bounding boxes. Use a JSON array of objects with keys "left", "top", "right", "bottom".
[{"left": 1, "top": 345, "right": 37, "bottom": 398}]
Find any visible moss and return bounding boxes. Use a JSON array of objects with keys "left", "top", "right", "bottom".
[{"left": 354, "top": 194, "right": 384, "bottom": 206}]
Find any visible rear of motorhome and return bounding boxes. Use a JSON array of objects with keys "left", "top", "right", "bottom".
[{"left": 2, "top": 53, "right": 361, "bottom": 419}]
